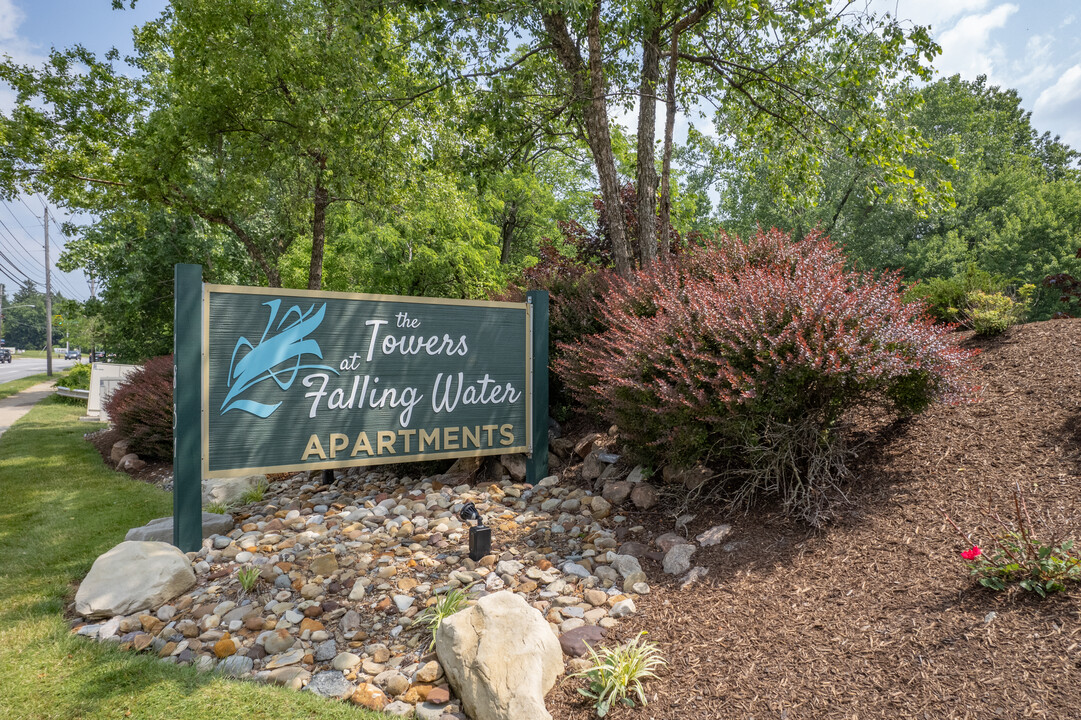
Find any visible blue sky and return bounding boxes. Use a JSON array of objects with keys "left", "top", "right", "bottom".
[{"left": 0, "top": 1, "right": 1079, "bottom": 301}]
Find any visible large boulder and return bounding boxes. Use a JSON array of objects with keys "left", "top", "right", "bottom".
[
  {"left": 435, "top": 590, "right": 563, "bottom": 720},
  {"left": 202, "top": 474, "right": 265, "bottom": 506},
  {"left": 125, "top": 512, "right": 234, "bottom": 543},
  {"left": 75, "top": 541, "right": 196, "bottom": 618}
]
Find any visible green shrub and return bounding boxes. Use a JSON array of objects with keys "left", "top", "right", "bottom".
[
  {"left": 964, "top": 288, "right": 1030, "bottom": 335},
  {"left": 904, "top": 264, "right": 1002, "bottom": 323},
  {"left": 63, "top": 362, "right": 92, "bottom": 390},
  {"left": 103, "top": 355, "right": 173, "bottom": 460}
]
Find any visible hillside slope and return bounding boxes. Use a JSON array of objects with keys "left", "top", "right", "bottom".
[{"left": 551, "top": 319, "right": 1081, "bottom": 719}]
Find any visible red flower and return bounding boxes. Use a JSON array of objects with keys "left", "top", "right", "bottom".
[{"left": 961, "top": 546, "right": 982, "bottom": 561}]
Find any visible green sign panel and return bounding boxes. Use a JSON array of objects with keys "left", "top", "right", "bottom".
[{"left": 201, "top": 285, "right": 532, "bottom": 477}]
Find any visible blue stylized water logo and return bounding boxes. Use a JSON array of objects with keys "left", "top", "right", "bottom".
[{"left": 221, "top": 299, "right": 339, "bottom": 418}]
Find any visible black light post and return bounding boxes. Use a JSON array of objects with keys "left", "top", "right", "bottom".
[{"left": 459, "top": 501, "right": 491, "bottom": 561}]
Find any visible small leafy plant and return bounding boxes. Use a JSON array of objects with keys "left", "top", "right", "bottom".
[
  {"left": 413, "top": 588, "right": 469, "bottom": 649},
  {"left": 964, "top": 285, "right": 1033, "bottom": 336},
  {"left": 572, "top": 631, "right": 666, "bottom": 717},
  {"left": 240, "top": 478, "right": 269, "bottom": 505},
  {"left": 237, "top": 566, "right": 261, "bottom": 594},
  {"left": 944, "top": 483, "right": 1081, "bottom": 597},
  {"left": 205, "top": 501, "right": 229, "bottom": 515}
]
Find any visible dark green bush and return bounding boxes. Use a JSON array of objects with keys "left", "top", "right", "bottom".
[{"left": 904, "top": 264, "right": 1003, "bottom": 323}]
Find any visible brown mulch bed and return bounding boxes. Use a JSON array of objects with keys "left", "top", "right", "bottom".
[{"left": 548, "top": 319, "right": 1081, "bottom": 719}]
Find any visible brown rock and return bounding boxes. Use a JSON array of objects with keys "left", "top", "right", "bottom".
[
  {"left": 158, "top": 641, "right": 177, "bottom": 658},
  {"left": 416, "top": 660, "right": 442, "bottom": 683},
  {"left": 426, "top": 686, "right": 451, "bottom": 704},
  {"left": 299, "top": 618, "right": 324, "bottom": 633},
  {"left": 601, "top": 481, "right": 632, "bottom": 505},
  {"left": 559, "top": 625, "right": 607, "bottom": 658},
  {"left": 213, "top": 634, "right": 237, "bottom": 658},
  {"left": 303, "top": 605, "right": 322, "bottom": 618},
  {"left": 131, "top": 633, "right": 153, "bottom": 651},
  {"left": 309, "top": 553, "right": 338, "bottom": 577},
  {"left": 574, "top": 433, "right": 602, "bottom": 458},
  {"left": 351, "top": 683, "right": 388, "bottom": 710},
  {"left": 110, "top": 439, "right": 130, "bottom": 464},
  {"left": 584, "top": 589, "right": 608, "bottom": 607},
  {"left": 630, "top": 482, "right": 659, "bottom": 510},
  {"left": 403, "top": 684, "right": 433, "bottom": 703},
  {"left": 243, "top": 616, "right": 265, "bottom": 631},
  {"left": 375, "top": 597, "right": 392, "bottom": 612},
  {"left": 397, "top": 577, "right": 418, "bottom": 592}
]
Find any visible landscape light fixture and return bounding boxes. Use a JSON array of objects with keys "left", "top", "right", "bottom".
[{"left": 458, "top": 501, "right": 491, "bottom": 561}]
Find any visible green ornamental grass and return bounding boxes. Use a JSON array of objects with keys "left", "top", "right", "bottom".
[{"left": 573, "top": 631, "right": 666, "bottom": 717}]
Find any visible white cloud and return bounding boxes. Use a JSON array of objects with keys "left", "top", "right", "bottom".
[
  {"left": 867, "top": 0, "right": 991, "bottom": 30},
  {"left": 933, "top": 4, "right": 1018, "bottom": 81},
  {"left": 0, "top": 0, "right": 45, "bottom": 66},
  {"left": 1032, "top": 64, "right": 1081, "bottom": 145}
]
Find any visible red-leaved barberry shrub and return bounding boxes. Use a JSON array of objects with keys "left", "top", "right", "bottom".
[
  {"left": 556, "top": 229, "right": 978, "bottom": 524},
  {"left": 104, "top": 354, "right": 174, "bottom": 461}
]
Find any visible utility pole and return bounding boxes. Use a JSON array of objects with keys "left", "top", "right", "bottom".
[
  {"left": 45, "top": 206, "right": 53, "bottom": 377},
  {"left": 0, "top": 283, "right": 4, "bottom": 344}
]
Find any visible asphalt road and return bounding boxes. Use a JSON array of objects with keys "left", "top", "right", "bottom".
[{"left": 0, "top": 356, "right": 78, "bottom": 384}]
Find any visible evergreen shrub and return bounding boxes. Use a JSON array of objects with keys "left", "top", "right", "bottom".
[
  {"left": 557, "top": 229, "right": 977, "bottom": 524},
  {"left": 104, "top": 354, "right": 174, "bottom": 460}
]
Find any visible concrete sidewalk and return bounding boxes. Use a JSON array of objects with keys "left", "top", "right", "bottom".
[{"left": 0, "top": 382, "right": 56, "bottom": 439}]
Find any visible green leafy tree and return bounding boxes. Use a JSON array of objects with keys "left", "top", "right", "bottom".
[{"left": 1, "top": 0, "right": 456, "bottom": 289}]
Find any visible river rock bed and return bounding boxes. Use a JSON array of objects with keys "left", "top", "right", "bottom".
[{"left": 68, "top": 455, "right": 686, "bottom": 718}]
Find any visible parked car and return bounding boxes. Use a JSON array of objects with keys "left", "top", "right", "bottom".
[
  {"left": 0, "top": 348, "right": 10, "bottom": 363},
  {"left": 92, "top": 351, "right": 106, "bottom": 362},
  {"left": 64, "top": 349, "right": 81, "bottom": 360}
]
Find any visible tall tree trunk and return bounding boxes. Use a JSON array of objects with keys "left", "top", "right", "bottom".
[
  {"left": 499, "top": 201, "right": 518, "bottom": 264},
  {"left": 660, "top": 2, "right": 713, "bottom": 256},
  {"left": 636, "top": 2, "right": 662, "bottom": 267},
  {"left": 543, "top": 3, "right": 634, "bottom": 278},
  {"left": 309, "top": 183, "right": 328, "bottom": 290},
  {"left": 659, "top": 31, "right": 679, "bottom": 257}
]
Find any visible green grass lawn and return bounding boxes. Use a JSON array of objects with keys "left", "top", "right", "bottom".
[{"left": 0, "top": 394, "right": 388, "bottom": 720}]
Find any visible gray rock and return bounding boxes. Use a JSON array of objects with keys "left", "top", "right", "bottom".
[
  {"left": 125, "top": 512, "right": 234, "bottom": 543},
  {"left": 266, "top": 666, "right": 311, "bottom": 690},
  {"left": 680, "top": 566, "right": 709, "bottom": 589},
  {"left": 581, "top": 451, "right": 606, "bottom": 482},
  {"left": 75, "top": 541, "right": 196, "bottom": 618},
  {"left": 499, "top": 453, "right": 527, "bottom": 482},
  {"left": 383, "top": 701, "right": 415, "bottom": 717},
  {"left": 117, "top": 453, "right": 147, "bottom": 471},
  {"left": 313, "top": 639, "right": 337, "bottom": 662},
  {"left": 416, "top": 701, "right": 450, "bottom": 720},
  {"left": 306, "top": 670, "right": 354, "bottom": 699},
  {"left": 609, "top": 599, "right": 637, "bottom": 618},
  {"left": 609, "top": 554, "right": 643, "bottom": 579},
  {"left": 218, "top": 655, "right": 254, "bottom": 677},
  {"left": 202, "top": 474, "right": 265, "bottom": 506},
  {"left": 696, "top": 524, "right": 732, "bottom": 546},
  {"left": 663, "top": 543, "right": 696, "bottom": 575}
]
